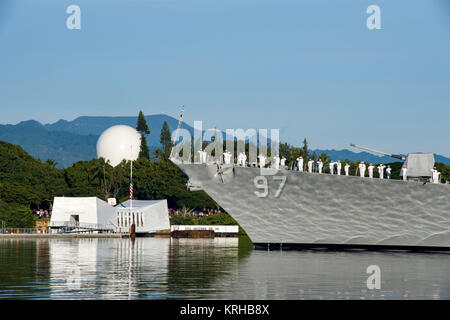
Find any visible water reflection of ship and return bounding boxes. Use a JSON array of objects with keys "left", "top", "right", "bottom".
[
  {"left": 212, "top": 250, "right": 450, "bottom": 300},
  {"left": 166, "top": 237, "right": 251, "bottom": 299}
]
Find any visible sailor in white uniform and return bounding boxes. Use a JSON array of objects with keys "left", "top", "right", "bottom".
[
  {"left": 401, "top": 166, "right": 408, "bottom": 181},
  {"left": 241, "top": 152, "right": 247, "bottom": 167},
  {"left": 258, "top": 154, "right": 266, "bottom": 168},
  {"left": 344, "top": 163, "right": 350, "bottom": 176},
  {"left": 378, "top": 164, "right": 385, "bottom": 179},
  {"left": 336, "top": 160, "right": 342, "bottom": 175},
  {"left": 273, "top": 155, "right": 280, "bottom": 170},
  {"left": 202, "top": 151, "right": 208, "bottom": 164},
  {"left": 435, "top": 170, "right": 441, "bottom": 184},
  {"left": 224, "top": 150, "right": 232, "bottom": 165},
  {"left": 431, "top": 167, "right": 440, "bottom": 184},
  {"left": 386, "top": 165, "right": 392, "bottom": 179},
  {"left": 368, "top": 163, "right": 374, "bottom": 179},
  {"left": 359, "top": 161, "right": 366, "bottom": 177},
  {"left": 329, "top": 161, "right": 335, "bottom": 175},
  {"left": 317, "top": 160, "right": 323, "bottom": 174},
  {"left": 297, "top": 156, "right": 303, "bottom": 172},
  {"left": 307, "top": 159, "right": 314, "bottom": 173},
  {"left": 198, "top": 149, "right": 204, "bottom": 163},
  {"left": 281, "top": 157, "right": 286, "bottom": 168}
]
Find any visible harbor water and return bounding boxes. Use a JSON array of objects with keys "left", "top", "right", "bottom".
[{"left": 0, "top": 237, "right": 449, "bottom": 300}]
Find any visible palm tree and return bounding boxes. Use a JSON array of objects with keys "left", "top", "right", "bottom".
[
  {"left": 45, "top": 159, "right": 58, "bottom": 168},
  {"left": 180, "top": 207, "right": 194, "bottom": 217},
  {"left": 318, "top": 153, "right": 331, "bottom": 167}
]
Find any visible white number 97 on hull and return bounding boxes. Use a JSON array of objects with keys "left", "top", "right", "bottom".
[{"left": 254, "top": 176, "right": 287, "bottom": 198}]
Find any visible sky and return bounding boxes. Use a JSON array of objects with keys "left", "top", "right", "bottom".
[{"left": 0, "top": 0, "right": 449, "bottom": 156}]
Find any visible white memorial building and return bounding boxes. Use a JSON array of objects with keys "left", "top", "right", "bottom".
[
  {"left": 50, "top": 197, "right": 116, "bottom": 232},
  {"left": 50, "top": 197, "right": 170, "bottom": 234},
  {"left": 115, "top": 200, "right": 170, "bottom": 234}
]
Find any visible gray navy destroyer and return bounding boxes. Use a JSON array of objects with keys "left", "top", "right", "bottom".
[{"left": 171, "top": 145, "right": 450, "bottom": 251}]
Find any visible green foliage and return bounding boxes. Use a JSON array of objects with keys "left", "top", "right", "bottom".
[
  {"left": 132, "top": 157, "right": 218, "bottom": 208},
  {"left": 0, "top": 141, "right": 67, "bottom": 227},
  {"left": 136, "top": 111, "right": 150, "bottom": 159},
  {"left": 318, "top": 153, "right": 331, "bottom": 170},
  {"left": 0, "top": 181, "right": 41, "bottom": 206},
  {"left": 136, "top": 111, "right": 150, "bottom": 134},
  {"left": 0, "top": 141, "right": 67, "bottom": 208},
  {"left": 160, "top": 121, "right": 172, "bottom": 159},
  {"left": 435, "top": 162, "right": 450, "bottom": 183},
  {"left": 139, "top": 134, "right": 150, "bottom": 159},
  {"left": 0, "top": 200, "right": 35, "bottom": 228},
  {"left": 386, "top": 162, "right": 403, "bottom": 180},
  {"left": 45, "top": 159, "right": 58, "bottom": 168},
  {"left": 60, "top": 152, "right": 218, "bottom": 209},
  {"left": 201, "top": 213, "right": 239, "bottom": 225},
  {"left": 302, "top": 138, "right": 309, "bottom": 160},
  {"left": 279, "top": 142, "right": 309, "bottom": 167},
  {"left": 170, "top": 213, "right": 237, "bottom": 225},
  {"left": 170, "top": 214, "right": 197, "bottom": 225}
]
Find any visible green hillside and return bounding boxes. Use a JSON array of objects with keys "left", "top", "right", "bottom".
[{"left": 0, "top": 141, "right": 67, "bottom": 227}]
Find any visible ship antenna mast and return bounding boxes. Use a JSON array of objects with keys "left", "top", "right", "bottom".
[{"left": 170, "top": 105, "right": 185, "bottom": 158}]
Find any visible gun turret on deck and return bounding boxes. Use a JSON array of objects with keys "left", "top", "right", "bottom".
[
  {"left": 350, "top": 144, "right": 435, "bottom": 180},
  {"left": 350, "top": 144, "right": 406, "bottom": 161}
]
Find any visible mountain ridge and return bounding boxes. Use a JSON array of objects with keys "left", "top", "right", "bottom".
[{"left": 0, "top": 114, "right": 193, "bottom": 167}]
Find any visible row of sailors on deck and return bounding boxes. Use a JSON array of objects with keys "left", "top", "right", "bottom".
[
  {"left": 201, "top": 150, "right": 282, "bottom": 168},
  {"left": 199, "top": 150, "right": 442, "bottom": 183},
  {"left": 296, "top": 157, "right": 441, "bottom": 183},
  {"left": 296, "top": 157, "right": 392, "bottom": 179}
]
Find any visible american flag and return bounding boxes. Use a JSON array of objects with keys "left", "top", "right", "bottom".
[{"left": 130, "top": 178, "right": 133, "bottom": 200}]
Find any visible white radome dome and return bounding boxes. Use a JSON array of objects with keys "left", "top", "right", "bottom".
[{"left": 97, "top": 125, "right": 141, "bottom": 167}]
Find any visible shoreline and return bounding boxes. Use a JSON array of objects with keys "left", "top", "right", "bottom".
[{"left": 0, "top": 233, "right": 129, "bottom": 239}]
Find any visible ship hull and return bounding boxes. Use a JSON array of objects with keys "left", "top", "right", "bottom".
[{"left": 174, "top": 162, "right": 450, "bottom": 250}]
